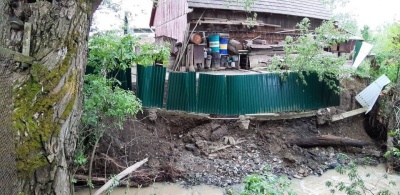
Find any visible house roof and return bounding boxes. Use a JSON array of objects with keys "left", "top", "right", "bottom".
[{"left": 187, "top": 0, "right": 332, "bottom": 20}]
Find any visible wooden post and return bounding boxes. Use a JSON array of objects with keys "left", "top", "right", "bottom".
[
  {"left": 188, "top": 44, "right": 195, "bottom": 72},
  {"left": 22, "top": 22, "right": 32, "bottom": 68}
]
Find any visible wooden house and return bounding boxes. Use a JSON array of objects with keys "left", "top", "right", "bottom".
[
  {"left": 149, "top": 0, "right": 337, "bottom": 69},
  {"left": 150, "top": 0, "right": 331, "bottom": 43}
]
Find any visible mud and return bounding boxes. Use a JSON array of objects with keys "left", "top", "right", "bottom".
[
  {"left": 74, "top": 112, "right": 384, "bottom": 188},
  {"left": 75, "top": 164, "right": 400, "bottom": 195},
  {"left": 74, "top": 77, "right": 387, "bottom": 188}
]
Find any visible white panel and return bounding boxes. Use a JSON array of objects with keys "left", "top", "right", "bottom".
[
  {"left": 355, "top": 74, "right": 391, "bottom": 113},
  {"left": 352, "top": 42, "right": 373, "bottom": 69}
]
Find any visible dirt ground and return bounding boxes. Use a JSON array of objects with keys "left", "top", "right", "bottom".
[{"left": 75, "top": 76, "right": 386, "bottom": 188}]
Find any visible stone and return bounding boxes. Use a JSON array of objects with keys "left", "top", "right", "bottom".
[
  {"left": 293, "top": 174, "right": 303, "bottom": 179},
  {"left": 283, "top": 153, "right": 297, "bottom": 163},
  {"left": 238, "top": 115, "right": 250, "bottom": 130},
  {"left": 185, "top": 144, "right": 197, "bottom": 152},
  {"left": 195, "top": 141, "right": 206, "bottom": 149},
  {"left": 148, "top": 108, "right": 157, "bottom": 122},
  {"left": 210, "top": 126, "right": 229, "bottom": 141}
]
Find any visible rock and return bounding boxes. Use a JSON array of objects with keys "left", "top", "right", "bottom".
[
  {"left": 148, "top": 108, "right": 157, "bottom": 122},
  {"left": 293, "top": 174, "right": 303, "bottom": 179},
  {"left": 210, "top": 126, "right": 229, "bottom": 141},
  {"left": 238, "top": 115, "right": 250, "bottom": 130},
  {"left": 195, "top": 141, "right": 206, "bottom": 149},
  {"left": 208, "top": 153, "right": 218, "bottom": 159},
  {"left": 211, "top": 123, "right": 221, "bottom": 131},
  {"left": 185, "top": 144, "right": 197, "bottom": 152},
  {"left": 283, "top": 153, "right": 297, "bottom": 164},
  {"left": 298, "top": 168, "right": 305, "bottom": 174}
]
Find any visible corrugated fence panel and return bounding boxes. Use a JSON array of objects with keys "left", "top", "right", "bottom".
[
  {"left": 166, "top": 72, "right": 187, "bottom": 111},
  {"left": 224, "top": 72, "right": 340, "bottom": 114},
  {"left": 198, "top": 74, "right": 227, "bottom": 115},
  {"left": 166, "top": 72, "right": 197, "bottom": 112},
  {"left": 187, "top": 72, "right": 197, "bottom": 112},
  {"left": 139, "top": 69, "right": 340, "bottom": 114},
  {"left": 136, "top": 65, "right": 166, "bottom": 108}
]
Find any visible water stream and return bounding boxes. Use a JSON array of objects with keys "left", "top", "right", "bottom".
[{"left": 75, "top": 164, "right": 400, "bottom": 195}]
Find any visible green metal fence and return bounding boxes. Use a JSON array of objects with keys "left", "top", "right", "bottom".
[
  {"left": 136, "top": 65, "right": 166, "bottom": 107},
  {"left": 166, "top": 72, "right": 339, "bottom": 115},
  {"left": 166, "top": 72, "right": 197, "bottom": 112},
  {"left": 136, "top": 66, "right": 340, "bottom": 114}
]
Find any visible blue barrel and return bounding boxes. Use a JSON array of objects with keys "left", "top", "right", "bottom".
[
  {"left": 209, "top": 34, "right": 220, "bottom": 53},
  {"left": 219, "top": 37, "right": 229, "bottom": 54}
]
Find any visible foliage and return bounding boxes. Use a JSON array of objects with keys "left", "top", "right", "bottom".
[
  {"left": 319, "top": 0, "right": 359, "bottom": 35},
  {"left": 75, "top": 31, "right": 157, "bottom": 192},
  {"left": 88, "top": 31, "right": 170, "bottom": 71},
  {"left": 226, "top": 0, "right": 257, "bottom": 28},
  {"left": 360, "top": 25, "right": 373, "bottom": 42},
  {"left": 82, "top": 75, "right": 142, "bottom": 129},
  {"left": 267, "top": 18, "right": 351, "bottom": 92},
  {"left": 369, "top": 23, "right": 400, "bottom": 166},
  {"left": 88, "top": 32, "right": 138, "bottom": 72},
  {"left": 228, "top": 167, "right": 296, "bottom": 195},
  {"left": 383, "top": 104, "right": 400, "bottom": 159},
  {"left": 370, "top": 23, "right": 400, "bottom": 82},
  {"left": 333, "top": 13, "right": 359, "bottom": 35},
  {"left": 325, "top": 154, "right": 396, "bottom": 195},
  {"left": 227, "top": 0, "right": 255, "bottom": 12},
  {"left": 134, "top": 41, "right": 170, "bottom": 65}
]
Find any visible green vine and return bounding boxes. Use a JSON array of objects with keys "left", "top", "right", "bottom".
[{"left": 267, "top": 18, "right": 353, "bottom": 93}]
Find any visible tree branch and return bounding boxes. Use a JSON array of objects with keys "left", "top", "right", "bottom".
[{"left": 91, "top": 0, "right": 103, "bottom": 15}]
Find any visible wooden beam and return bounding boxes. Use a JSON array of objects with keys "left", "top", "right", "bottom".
[
  {"left": 331, "top": 107, "right": 368, "bottom": 122},
  {"left": 246, "top": 111, "right": 316, "bottom": 121},
  {"left": 22, "top": 22, "right": 32, "bottom": 67},
  {"left": 191, "top": 20, "right": 281, "bottom": 28}
]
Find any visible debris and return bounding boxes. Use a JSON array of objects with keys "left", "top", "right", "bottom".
[
  {"left": 290, "top": 135, "right": 372, "bottom": 148},
  {"left": 355, "top": 74, "right": 391, "bottom": 113},
  {"left": 352, "top": 42, "right": 373, "bottom": 69},
  {"left": 210, "top": 139, "right": 246, "bottom": 153},
  {"left": 331, "top": 107, "right": 368, "bottom": 122},
  {"left": 94, "top": 158, "right": 148, "bottom": 195}
]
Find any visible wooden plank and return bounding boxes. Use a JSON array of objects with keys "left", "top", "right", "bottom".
[
  {"left": 0, "top": 47, "right": 35, "bottom": 64},
  {"left": 331, "top": 107, "right": 368, "bottom": 122},
  {"left": 191, "top": 20, "right": 281, "bottom": 28},
  {"left": 22, "top": 22, "right": 32, "bottom": 67},
  {"left": 188, "top": 44, "right": 195, "bottom": 72},
  {"left": 246, "top": 111, "right": 316, "bottom": 121},
  {"left": 253, "top": 39, "right": 267, "bottom": 45}
]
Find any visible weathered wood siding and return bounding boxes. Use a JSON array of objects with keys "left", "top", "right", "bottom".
[
  {"left": 153, "top": 0, "right": 190, "bottom": 42},
  {"left": 188, "top": 9, "right": 324, "bottom": 43}
]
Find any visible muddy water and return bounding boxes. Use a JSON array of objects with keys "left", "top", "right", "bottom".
[
  {"left": 291, "top": 164, "right": 400, "bottom": 195},
  {"left": 75, "top": 165, "right": 400, "bottom": 195},
  {"left": 75, "top": 183, "right": 224, "bottom": 195}
]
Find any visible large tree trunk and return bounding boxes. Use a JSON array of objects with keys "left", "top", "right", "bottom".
[{"left": 0, "top": 0, "right": 101, "bottom": 194}]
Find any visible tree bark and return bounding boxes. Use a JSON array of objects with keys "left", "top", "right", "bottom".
[
  {"left": 290, "top": 135, "right": 372, "bottom": 148},
  {"left": 0, "top": 0, "right": 101, "bottom": 194}
]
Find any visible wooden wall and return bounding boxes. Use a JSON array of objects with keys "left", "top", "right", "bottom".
[
  {"left": 152, "top": 0, "right": 190, "bottom": 42},
  {"left": 188, "top": 8, "right": 324, "bottom": 43}
]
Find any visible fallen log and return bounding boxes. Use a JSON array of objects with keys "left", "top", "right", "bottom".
[
  {"left": 94, "top": 158, "right": 148, "bottom": 195},
  {"left": 290, "top": 135, "right": 372, "bottom": 148}
]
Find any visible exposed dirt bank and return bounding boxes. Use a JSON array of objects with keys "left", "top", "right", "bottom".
[{"left": 74, "top": 77, "right": 386, "bottom": 189}]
